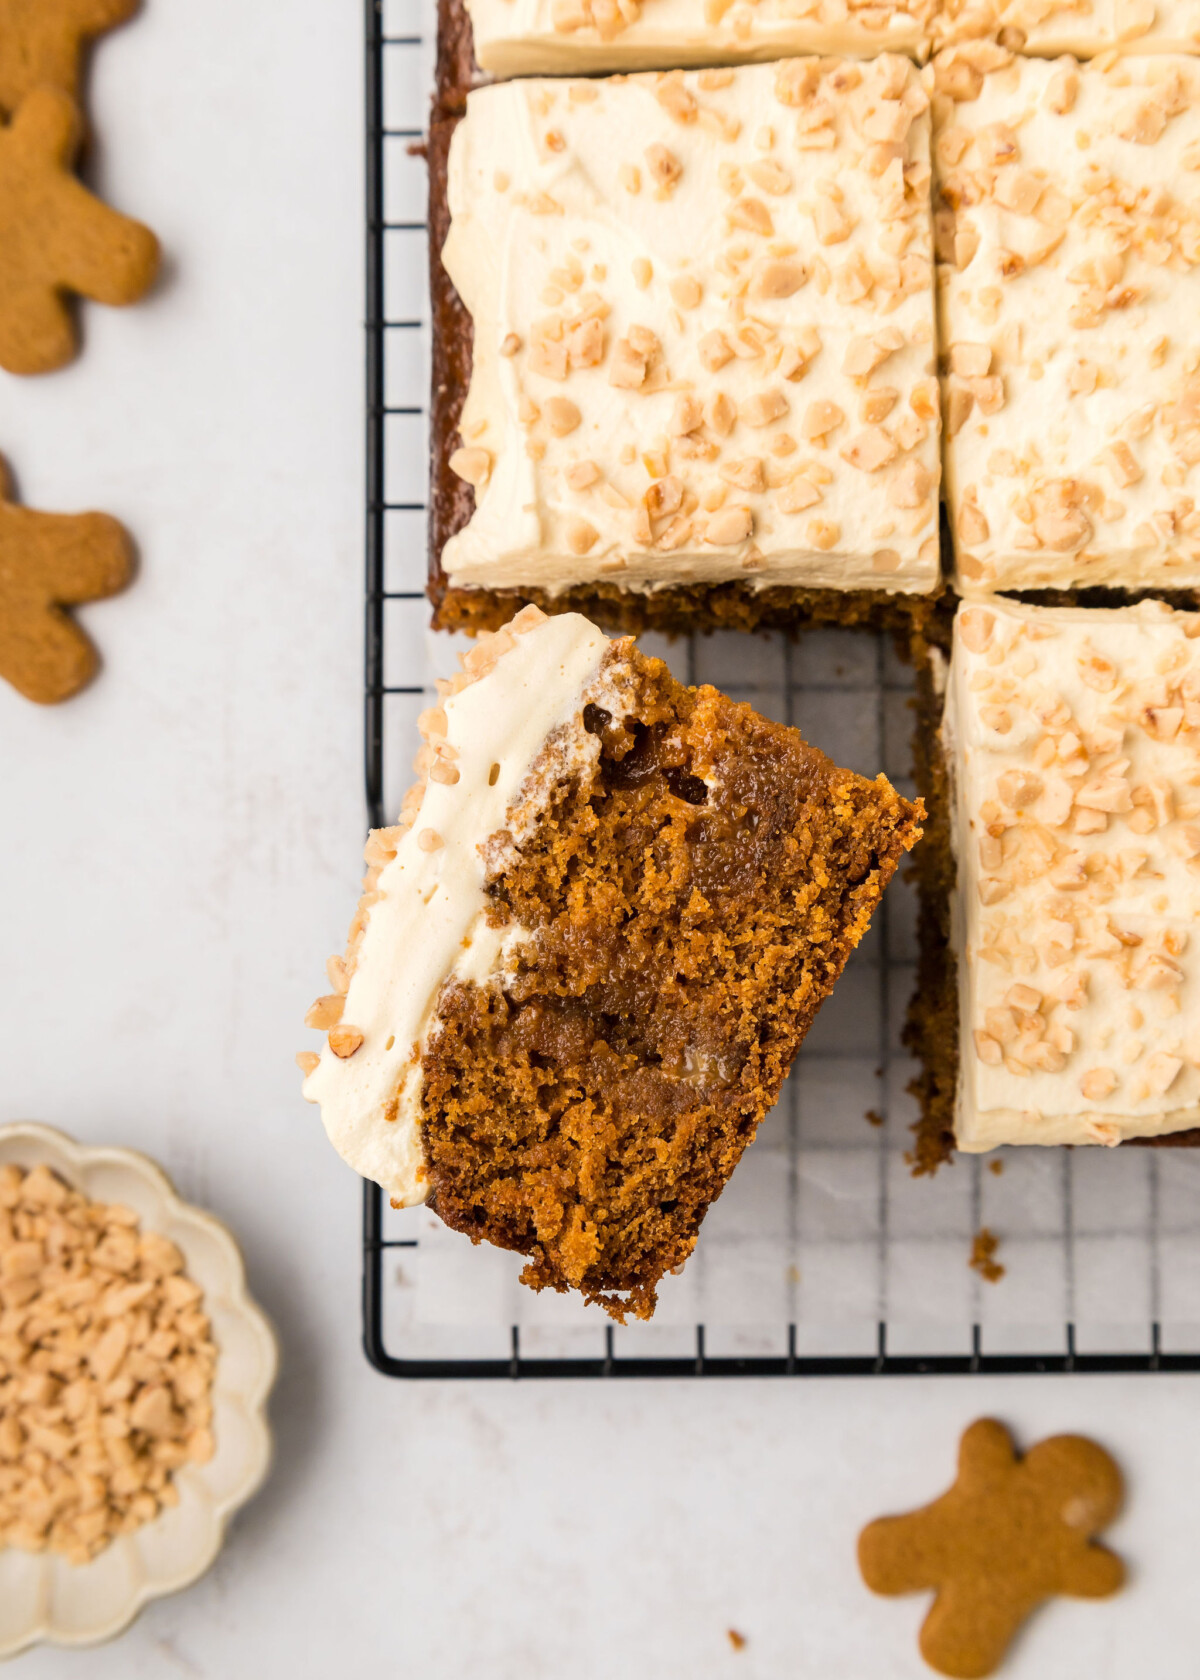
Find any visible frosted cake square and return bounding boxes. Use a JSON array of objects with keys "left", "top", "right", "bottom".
[
  {"left": 432, "top": 58, "right": 943, "bottom": 635},
  {"left": 942, "top": 596, "right": 1200, "bottom": 1151},
  {"left": 933, "top": 46, "right": 1200, "bottom": 595}
]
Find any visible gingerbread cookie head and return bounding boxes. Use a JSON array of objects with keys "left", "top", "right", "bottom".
[
  {"left": 0, "top": 454, "right": 133, "bottom": 703},
  {"left": 0, "top": 85, "right": 158, "bottom": 375},
  {"left": 0, "top": 0, "right": 140, "bottom": 119},
  {"left": 859, "top": 1419, "right": 1124, "bottom": 1679}
]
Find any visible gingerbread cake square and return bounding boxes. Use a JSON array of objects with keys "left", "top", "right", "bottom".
[
  {"left": 433, "top": 58, "right": 943, "bottom": 636},
  {"left": 300, "top": 607, "right": 921, "bottom": 1318},
  {"left": 934, "top": 46, "right": 1200, "bottom": 596},
  {"left": 943, "top": 596, "right": 1200, "bottom": 1151},
  {"left": 464, "top": 0, "right": 934, "bottom": 79}
]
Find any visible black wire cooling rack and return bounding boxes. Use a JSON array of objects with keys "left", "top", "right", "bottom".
[{"left": 359, "top": 0, "right": 1200, "bottom": 1379}]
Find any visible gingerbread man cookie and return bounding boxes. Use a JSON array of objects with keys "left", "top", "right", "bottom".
[
  {"left": 858, "top": 1418, "right": 1124, "bottom": 1679},
  {"left": 0, "top": 0, "right": 139, "bottom": 119},
  {"left": 0, "top": 85, "right": 158, "bottom": 375},
  {"left": 0, "top": 454, "right": 133, "bottom": 703}
]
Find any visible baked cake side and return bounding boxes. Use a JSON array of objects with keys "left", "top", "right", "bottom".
[
  {"left": 932, "top": 45, "right": 1200, "bottom": 598},
  {"left": 430, "top": 57, "right": 947, "bottom": 635},
  {"left": 301, "top": 608, "right": 922, "bottom": 1318},
  {"left": 941, "top": 596, "right": 1200, "bottom": 1150},
  {"left": 902, "top": 607, "right": 961, "bottom": 1172}
]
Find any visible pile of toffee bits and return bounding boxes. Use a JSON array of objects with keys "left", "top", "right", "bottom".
[{"left": 0, "top": 1163, "right": 217, "bottom": 1563}]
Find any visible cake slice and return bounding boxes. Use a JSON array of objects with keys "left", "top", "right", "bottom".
[
  {"left": 940, "top": 596, "right": 1200, "bottom": 1152},
  {"left": 300, "top": 607, "right": 922, "bottom": 1319},
  {"left": 933, "top": 45, "right": 1200, "bottom": 596},
  {"left": 433, "top": 58, "right": 943, "bottom": 638}
]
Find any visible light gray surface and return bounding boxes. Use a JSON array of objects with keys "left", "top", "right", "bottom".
[{"left": 2, "top": 2, "right": 1200, "bottom": 1675}]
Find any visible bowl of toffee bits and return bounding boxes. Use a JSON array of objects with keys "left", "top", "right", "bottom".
[{"left": 0, "top": 1122, "right": 276, "bottom": 1656}]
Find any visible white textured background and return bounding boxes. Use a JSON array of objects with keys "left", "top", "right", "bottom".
[{"left": 2, "top": 1, "right": 1200, "bottom": 1674}]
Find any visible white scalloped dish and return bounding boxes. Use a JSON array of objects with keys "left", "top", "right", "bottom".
[{"left": 0, "top": 1123, "right": 277, "bottom": 1658}]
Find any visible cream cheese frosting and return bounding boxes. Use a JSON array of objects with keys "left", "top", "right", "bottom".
[
  {"left": 465, "top": 0, "right": 934, "bottom": 78},
  {"left": 302, "top": 610, "right": 631, "bottom": 1204},
  {"left": 944, "top": 596, "right": 1200, "bottom": 1150},
  {"left": 934, "top": 0, "right": 1200, "bottom": 57},
  {"left": 441, "top": 60, "right": 942, "bottom": 599},
  {"left": 932, "top": 47, "right": 1200, "bottom": 594}
]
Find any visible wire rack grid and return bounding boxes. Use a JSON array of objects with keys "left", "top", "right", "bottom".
[{"left": 361, "top": 0, "right": 1200, "bottom": 1378}]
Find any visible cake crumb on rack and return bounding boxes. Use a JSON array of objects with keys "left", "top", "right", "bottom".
[{"left": 969, "top": 1227, "right": 1005, "bottom": 1284}]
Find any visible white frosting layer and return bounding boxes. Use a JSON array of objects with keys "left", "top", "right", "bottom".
[
  {"left": 932, "top": 48, "right": 1200, "bottom": 594},
  {"left": 303, "top": 613, "right": 612, "bottom": 1204},
  {"left": 466, "top": 0, "right": 933, "bottom": 77},
  {"left": 934, "top": 0, "right": 1200, "bottom": 57},
  {"left": 442, "top": 61, "right": 942, "bottom": 598},
  {"left": 944, "top": 597, "right": 1200, "bottom": 1150}
]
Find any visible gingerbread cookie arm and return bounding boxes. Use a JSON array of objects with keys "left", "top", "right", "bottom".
[
  {"left": 7, "top": 505, "right": 133, "bottom": 604},
  {"left": 957, "top": 1418, "right": 1019, "bottom": 1493},
  {"left": 1060, "top": 1544, "right": 1126, "bottom": 1600},
  {"left": 71, "top": 0, "right": 140, "bottom": 30},
  {"left": 11, "top": 87, "right": 159, "bottom": 308},
  {"left": 858, "top": 1507, "right": 951, "bottom": 1596},
  {"left": 48, "top": 172, "right": 159, "bottom": 307}
]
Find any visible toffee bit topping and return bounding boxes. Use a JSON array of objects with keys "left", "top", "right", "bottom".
[
  {"left": 566, "top": 516, "right": 600, "bottom": 554},
  {"left": 329, "top": 1025, "right": 365, "bottom": 1058},
  {"left": 449, "top": 447, "right": 491, "bottom": 488},
  {"left": 305, "top": 994, "right": 345, "bottom": 1029},
  {"left": 544, "top": 396, "right": 582, "bottom": 436},
  {"left": 705, "top": 505, "right": 753, "bottom": 545},
  {"left": 645, "top": 143, "right": 682, "bottom": 190}
]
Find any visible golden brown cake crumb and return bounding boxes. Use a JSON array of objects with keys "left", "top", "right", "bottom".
[{"left": 969, "top": 1227, "right": 1005, "bottom": 1284}]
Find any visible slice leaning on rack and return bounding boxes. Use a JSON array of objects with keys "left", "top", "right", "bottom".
[{"left": 300, "top": 608, "right": 921, "bottom": 1319}]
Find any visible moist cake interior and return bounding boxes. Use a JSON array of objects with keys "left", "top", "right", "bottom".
[{"left": 419, "top": 643, "right": 922, "bottom": 1318}]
